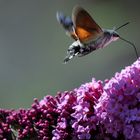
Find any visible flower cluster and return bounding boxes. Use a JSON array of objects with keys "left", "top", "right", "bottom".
[
  {"left": 95, "top": 58, "right": 140, "bottom": 140},
  {"left": 71, "top": 79, "right": 103, "bottom": 140},
  {"left": 0, "top": 58, "right": 140, "bottom": 140},
  {"left": 0, "top": 79, "right": 103, "bottom": 140},
  {"left": 0, "top": 109, "right": 13, "bottom": 139}
]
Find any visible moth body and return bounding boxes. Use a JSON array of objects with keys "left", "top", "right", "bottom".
[{"left": 64, "top": 29, "right": 119, "bottom": 63}]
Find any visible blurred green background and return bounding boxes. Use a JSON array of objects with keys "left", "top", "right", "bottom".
[{"left": 0, "top": 0, "right": 140, "bottom": 109}]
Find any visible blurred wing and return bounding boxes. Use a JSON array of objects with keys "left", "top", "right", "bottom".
[
  {"left": 56, "top": 12, "right": 78, "bottom": 40},
  {"left": 72, "top": 6, "right": 103, "bottom": 43}
]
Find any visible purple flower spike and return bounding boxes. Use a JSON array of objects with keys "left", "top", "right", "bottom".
[
  {"left": 95, "top": 58, "right": 140, "bottom": 140},
  {"left": 71, "top": 79, "right": 103, "bottom": 139}
]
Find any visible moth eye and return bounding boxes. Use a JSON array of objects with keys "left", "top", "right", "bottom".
[
  {"left": 113, "top": 33, "right": 119, "bottom": 38},
  {"left": 112, "top": 32, "right": 119, "bottom": 41}
]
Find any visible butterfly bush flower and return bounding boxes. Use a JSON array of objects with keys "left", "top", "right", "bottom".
[
  {"left": 0, "top": 58, "right": 140, "bottom": 140},
  {"left": 71, "top": 79, "right": 103, "bottom": 140},
  {"left": 50, "top": 79, "right": 103, "bottom": 140},
  {"left": 95, "top": 58, "right": 140, "bottom": 140},
  {"left": 0, "top": 109, "right": 14, "bottom": 139},
  {"left": 0, "top": 80, "right": 103, "bottom": 140}
]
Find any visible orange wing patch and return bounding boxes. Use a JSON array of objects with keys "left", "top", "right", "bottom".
[{"left": 75, "top": 27, "right": 93, "bottom": 41}]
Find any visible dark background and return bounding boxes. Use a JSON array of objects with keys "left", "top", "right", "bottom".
[{"left": 0, "top": 0, "right": 140, "bottom": 109}]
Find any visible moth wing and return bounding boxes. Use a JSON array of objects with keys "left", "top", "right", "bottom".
[
  {"left": 72, "top": 6, "right": 103, "bottom": 43},
  {"left": 56, "top": 12, "right": 78, "bottom": 40}
]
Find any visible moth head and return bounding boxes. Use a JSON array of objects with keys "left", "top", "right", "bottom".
[{"left": 111, "top": 31, "right": 120, "bottom": 41}]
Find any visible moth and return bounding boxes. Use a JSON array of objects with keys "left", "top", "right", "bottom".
[{"left": 57, "top": 6, "right": 138, "bottom": 63}]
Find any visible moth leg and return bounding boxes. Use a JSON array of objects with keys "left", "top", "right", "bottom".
[{"left": 63, "top": 53, "right": 77, "bottom": 64}]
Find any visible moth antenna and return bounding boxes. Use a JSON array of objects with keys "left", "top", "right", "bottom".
[
  {"left": 119, "top": 36, "right": 139, "bottom": 59},
  {"left": 115, "top": 22, "right": 130, "bottom": 31}
]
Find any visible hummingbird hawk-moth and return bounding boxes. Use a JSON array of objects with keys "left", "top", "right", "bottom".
[{"left": 57, "top": 6, "right": 138, "bottom": 63}]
